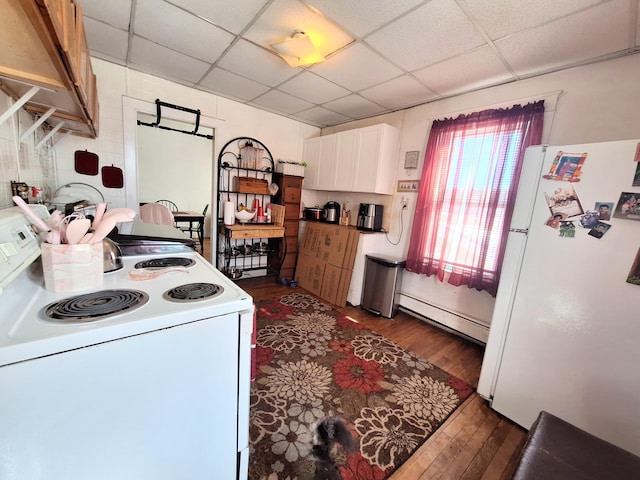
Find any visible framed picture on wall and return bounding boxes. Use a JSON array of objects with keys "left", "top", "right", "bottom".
[{"left": 404, "top": 151, "right": 419, "bottom": 169}]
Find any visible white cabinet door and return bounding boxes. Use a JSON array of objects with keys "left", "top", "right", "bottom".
[
  {"left": 333, "top": 130, "right": 358, "bottom": 190},
  {"left": 302, "top": 124, "right": 399, "bottom": 193},
  {"left": 355, "top": 124, "right": 399, "bottom": 194},
  {"left": 353, "top": 126, "right": 382, "bottom": 192},
  {"left": 316, "top": 135, "right": 337, "bottom": 189},
  {"left": 302, "top": 137, "right": 321, "bottom": 189},
  {"left": 303, "top": 135, "right": 338, "bottom": 190}
]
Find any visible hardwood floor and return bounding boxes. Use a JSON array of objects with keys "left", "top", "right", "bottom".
[{"left": 236, "top": 275, "right": 528, "bottom": 480}]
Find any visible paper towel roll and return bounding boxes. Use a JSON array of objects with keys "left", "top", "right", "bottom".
[{"left": 223, "top": 201, "right": 235, "bottom": 225}]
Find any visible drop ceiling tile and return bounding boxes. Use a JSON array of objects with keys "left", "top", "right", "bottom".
[
  {"left": 217, "top": 39, "right": 299, "bottom": 87},
  {"left": 169, "top": 0, "right": 270, "bottom": 34},
  {"left": 76, "top": 0, "right": 132, "bottom": 30},
  {"left": 496, "top": 1, "right": 630, "bottom": 77},
  {"left": 304, "top": 0, "right": 424, "bottom": 37},
  {"left": 413, "top": 46, "right": 514, "bottom": 96},
  {"left": 278, "top": 72, "right": 350, "bottom": 104},
  {"left": 251, "top": 89, "right": 315, "bottom": 114},
  {"left": 291, "top": 106, "right": 351, "bottom": 126},
  {"left": 133, "top": 0, "right": 234, "bottom": 63},
  {"left": 366, "top": 0, "right": 486, "bottom": 72},
  {"left": 321, "top": 94, "right": 387, "bottom": 118},
  {"left": 129, "top": 36, "right": 211, "bottom": 84},
  {"left": 199, "top": 67, "right": 270, "bottom": 101},
  {"left": 82, "top": 17, "right": 129, "bottom": 63},
  {"left": 310, "top": 43, "right": 402, "bottom": 91},
  {"left": 457, "top": 0, "right": 605, "bottom": 40},
  {"left": 360, "top": 75, "right": 439, "bottom": 110},
  {"left": 243, "top": 0, "right": 354, "bottom": 57}
]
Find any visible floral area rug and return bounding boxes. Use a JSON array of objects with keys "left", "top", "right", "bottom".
[{"left": 249, "top": 293, "right": 473, "bottom": 480}]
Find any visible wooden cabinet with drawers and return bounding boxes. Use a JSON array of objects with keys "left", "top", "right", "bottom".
[{"left": 269, "top": 173, "right": 302, "bottom": 281}]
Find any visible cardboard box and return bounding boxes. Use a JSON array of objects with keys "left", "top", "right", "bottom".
[
  {"left": 294, "top": 254, "right": 325, "bottom": 297},
  {"left": 336, "top": 268, "right": 353, "bottom": 307},
  {"left": 296, "top": 223, "right": 360, "bottom": 307},
  {"left": 300, "top": 223, "right": 359, "bottom": 269},
  {"left": 317, "top": 265, "right": 352, "bottom": 307},
  {"left": 320, "top": 264, "right": 342, "bottom": 305}
]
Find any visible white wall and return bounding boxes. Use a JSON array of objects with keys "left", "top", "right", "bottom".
[
  {"left": 3, "top": 52, "right": 639, "bottom": 338},
  {"left": 53, "top": 58, "right": 319, "bottom": 215},
  {"left": 0, "top": 93, "right": 57, "bottom": 209},
  {"left": 326, "top": 54, "right": 640, "bottom": 335}
]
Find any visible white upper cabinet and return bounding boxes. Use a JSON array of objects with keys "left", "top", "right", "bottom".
[
  {"left": 302, "top": 135, "right": 337, "bottom": 190},
  {"left": 333, "top": 129, "right": 358, "bottom": 191},
  {"left": 302, "top": 124, "right": 399, "bottom": 194}
]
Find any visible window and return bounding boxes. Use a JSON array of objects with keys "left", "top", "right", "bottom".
[{"left": 406, "top": 101, "right": 544, "bottom": 296}]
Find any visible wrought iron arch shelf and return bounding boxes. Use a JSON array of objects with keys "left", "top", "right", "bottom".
[{"left": 216, "top": 137, "right": 284, "bottom": 279}]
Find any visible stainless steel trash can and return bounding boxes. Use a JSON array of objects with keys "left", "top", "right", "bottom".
[{"left": 361, "top": 255, "right": 406, "bottom": 318}]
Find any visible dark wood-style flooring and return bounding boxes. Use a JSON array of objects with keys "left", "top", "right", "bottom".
[{"left": 236, "top": 272, "right": 528, "bottom": 480}]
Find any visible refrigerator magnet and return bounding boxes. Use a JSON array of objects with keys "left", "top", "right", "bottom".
[
  {"left": 543, "top": 151, "right": 587, "bottom": 182},
  {"left": 545, "top": 186, "right": 584, "bottom": 218},
  {"left": 588, "top": 222, "right": 611, "bottom": 239}
]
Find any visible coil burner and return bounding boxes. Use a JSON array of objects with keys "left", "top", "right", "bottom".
[
  {"left": 164, "top": 283, "right": 224, "bottom": 302},
  {"left": 42, "top": 289, "right": 150, "bottom": 323},
  {"left": 134, "top": 257, "right": 196, "bottom": 269}
]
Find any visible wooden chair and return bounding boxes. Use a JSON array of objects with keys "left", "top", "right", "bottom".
[
  {"left": 140, "top": 203, "right": 174, "bottom": 226},
  {"left": 155, "top": 199, "right": 178, "bottom": 212},
  {"left": 179, "top": 204, "right": 208, "bottom": 253}
]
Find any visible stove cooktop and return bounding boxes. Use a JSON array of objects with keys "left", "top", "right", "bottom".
[
  {"left": 0, "top": 251, "right": 253, "bottom": 366},
  {"left": 43, "top": 289, "right": 150, "bottom": 323}
]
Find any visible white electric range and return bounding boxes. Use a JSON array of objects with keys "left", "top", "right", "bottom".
[{"left": 0, "top": 206, "right": 253, "bottom": 480}]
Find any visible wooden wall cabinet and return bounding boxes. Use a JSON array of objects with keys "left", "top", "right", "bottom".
[
  {"left": 0, "top": 0, "right": 99, "bottom": 138},
  {"left": 302, "top": 124, "right": 399, "bottom": 194},
  {"left": 269, "top": 173, "right": 303, "bottom": 281}
]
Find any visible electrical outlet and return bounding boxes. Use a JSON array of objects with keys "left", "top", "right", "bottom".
[{"left": 401, "top": 196, "right": 408, "bottom": 207}]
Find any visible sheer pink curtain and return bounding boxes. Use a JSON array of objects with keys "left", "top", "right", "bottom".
[{"left": 406, "top": 101, "right": 544, "bottom": 296}]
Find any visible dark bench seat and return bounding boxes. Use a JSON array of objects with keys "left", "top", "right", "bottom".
[{"left": 513, "top": 411, "right": 640, "bottom": 479}]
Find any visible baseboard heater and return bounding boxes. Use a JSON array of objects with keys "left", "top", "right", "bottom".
[{"left": 398, "top": 292, "right": 489, "bottom": 344}]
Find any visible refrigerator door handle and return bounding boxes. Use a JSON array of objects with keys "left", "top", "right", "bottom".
[{"left": 509, "top": 228, "right": 528, "bottom": 234}]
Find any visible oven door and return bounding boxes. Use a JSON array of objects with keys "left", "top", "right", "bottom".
[{"left": 0, "top": 313, "right": 242, "bottom": 479}]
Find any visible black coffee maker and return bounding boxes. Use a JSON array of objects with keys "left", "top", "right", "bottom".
[{"left": 357, "top": 203, "right": 383, "bottom": 231}]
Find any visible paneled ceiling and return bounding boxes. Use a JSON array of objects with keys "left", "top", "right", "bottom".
[{"left": 76, "top": 0, "right": 640, "bottom": 127}]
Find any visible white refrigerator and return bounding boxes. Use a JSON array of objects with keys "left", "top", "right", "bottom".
[{"left": 478, "top": 140, "right": 640, "bottom": 456}]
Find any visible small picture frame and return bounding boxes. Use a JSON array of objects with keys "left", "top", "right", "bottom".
[
  {"left": 543, "top": 151, "right": 587, "bottom": 182},
  {"left": 627, "top": 246, "right": 640, "bottom": 286},
  {"left": 404, "top": 151, "right": 419, "bottom": 169},
  {"left": 594, "top": 202, "right": 613, "bottom": 220},
  {"left": 398, "top": 180, "right": 419, "bottom": 192},
  {"left": 588, "top": 221, "right": 611, "bottom": 239},
  {"left": 613, "top": 192, "right": 640, "bottom": 221},
  {"left": 544, "top": 186, "right": 584, "bottom": 218},
  {"left": 633, "top": 162, "right": 640, "bottom": 187}
]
